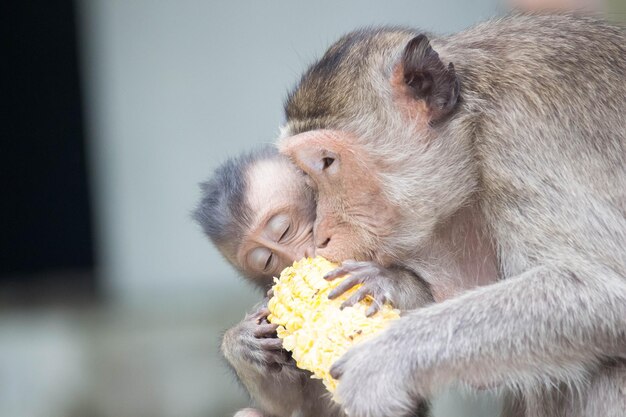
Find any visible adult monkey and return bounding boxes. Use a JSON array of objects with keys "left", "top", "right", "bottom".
[
  {"left": 278, "top": 13, "right": 626, "bottom": 417},
  {"left": 194, "top": 148, "right": 433, "bottom": 417}
]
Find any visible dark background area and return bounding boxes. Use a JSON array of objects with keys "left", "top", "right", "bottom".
[{"left": 1, "top": 2, "right": 96, "bottom": 303}]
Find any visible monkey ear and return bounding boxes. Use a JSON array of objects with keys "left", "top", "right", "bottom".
[{"left": 401, "top": 34, "right": 460, "bottom": 124}]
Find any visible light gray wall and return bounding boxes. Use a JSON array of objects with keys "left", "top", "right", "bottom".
[{"left": 78, "top": 0, "right": 503, "bottom": 306}]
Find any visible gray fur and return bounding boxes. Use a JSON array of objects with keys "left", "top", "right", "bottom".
[
  {"left": 283, "top": 12, "right": 626, "bottom": 417},
  {"left": 196, "top": 148, "right": 434, "bottom": 416},
  {"left": 193, "top": 146, "right": 279, "bottom": 276},
  {"left": 222, "top": 272, "right": 433, "bottom": 417},
  {"left": 197, "top": 148, "right": 350, "bottom": 417},
  {"left": 221, "top": 302, "right": 344, "bottom": 417}
]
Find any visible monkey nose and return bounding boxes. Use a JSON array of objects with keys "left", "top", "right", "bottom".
[
  {"left": 294, "top": 246, "right": 315, "bottom": 262},
  {"left": 313, "top": 219, "right": 332, "bottom": 254}
]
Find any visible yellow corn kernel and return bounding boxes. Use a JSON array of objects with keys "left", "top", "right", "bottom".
[{"left": 267, "top": 256, "right": 400, "bottom": 395}]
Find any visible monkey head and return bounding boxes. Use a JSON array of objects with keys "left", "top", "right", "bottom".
[
  {"left": 194, "top": 147, "right": 316, "bottom": 288},
  {"left": 279, "top": 29, "right": 478, "bottom": 265},
  {"left": 237, "top": 155, "right": 316, "bottom": 282},
  {"left": 278, "top": 130, "right": 399, "bottom": 265}
]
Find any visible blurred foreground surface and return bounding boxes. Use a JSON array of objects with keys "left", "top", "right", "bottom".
[
  {"left": 0, "top": 298, "right": 501, "bottom": 417},
  {"left": 0, "top": 290, "right": 259, "bottom": 417}
]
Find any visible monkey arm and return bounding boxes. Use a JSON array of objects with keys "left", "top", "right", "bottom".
[
  {"left": 222, "top": 306, "right": 343, "bottom": 417},
  {"left": 330, "top": 263, "right": 626, "bottom": 417}
]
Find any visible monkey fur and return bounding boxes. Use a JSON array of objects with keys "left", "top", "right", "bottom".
[
  {"left": 278, "top": 12, "right": 626, "bottom": 417},
  {"left": 196, "top": 150, "right": 433, "bottom": 416}
]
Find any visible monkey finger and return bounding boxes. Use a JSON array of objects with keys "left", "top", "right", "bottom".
[
  {"left": 324, "top": 268, "right": 350, "bottom": 281},
  {"left": 267, "top": 288, "right": 274, "bottom": 298},
  {"left": 254, "top": 323, "right": 279, "bottom": 338},
  {"left": 340, "top": 288, "right": 369, "bottom": 309},
  {"left": 271, "top": 350, "right": 295, "bottom": 367},
  {"left": 263, "top": 350, "right": 283, "bottom": 364},
  {"left": 259, "top": 338, "right": 284, "bottom": 351},
  {"left": 339, "top": 260, "right": 366, "bottom": 269},
  {"left": 255, "top": 308, "right": 271, "bottom": 323},
  {"left": 281, "top": 352, "right": 297, "bottom": 368},
  {"left": 328, "top": 275, "right": 363, "bottom": 299},
  {"left": 329, "top": 360, "right": 345, "bottom": 380},
  {"left": 365, "top": 302, "right": 382, "bottom": 317},
  {"left": 323, "top": 260, "right": 362, "bottom": 280}
]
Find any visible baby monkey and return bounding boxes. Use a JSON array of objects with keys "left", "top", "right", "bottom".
[{"left": 194, "top": 146, "right": 433, "bottom": 417}]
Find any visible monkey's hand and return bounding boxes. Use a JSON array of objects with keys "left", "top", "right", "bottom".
[
  {"left": 325, "top": 261, "right": 432, "bottom": 315},
  {"left": 222, "top": 303, "right": 295, "bottom": 373},
  {"left": 329, "top": 323, "right": 425, "bottom": 417},
  {"left": 224, "top": 303, "right": 345, "bottom": 417},
  {"left": 330, "top": 264, "right": 626, "bottom": 417}
]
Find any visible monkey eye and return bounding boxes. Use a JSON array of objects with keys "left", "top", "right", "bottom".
[
  {"left": 267, "top": 213, "right": 289, "bottom": 239},
  {"left": 322, "top": 157, "right": 335, "bottom": 170},
  {"left": 249, "top": 247, "right": 272, "bottom": 273},
  {"left": 264, "top": 253, "right": 274, "bottom": 272},
  {"left": 279, "top": 225, "right": 290, "bottom": 242},
  {"left": 318, "top": 151, "right": 338, "bottom": 173}
]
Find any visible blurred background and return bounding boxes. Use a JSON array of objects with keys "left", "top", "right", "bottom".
[{"left": 2, "top": 1, "right": 623, "bottom": 417}]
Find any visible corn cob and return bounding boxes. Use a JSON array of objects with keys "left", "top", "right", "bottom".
[{"left": 267, "top": 256, "right": 400, "bottom": 394}]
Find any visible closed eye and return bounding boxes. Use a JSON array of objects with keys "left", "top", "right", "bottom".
[
  {"left": 279, "top": 225, "right": 290, "bottom": 242},
  {"left": 264, "top": 253, "right": 273, "bottom": 271}
]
